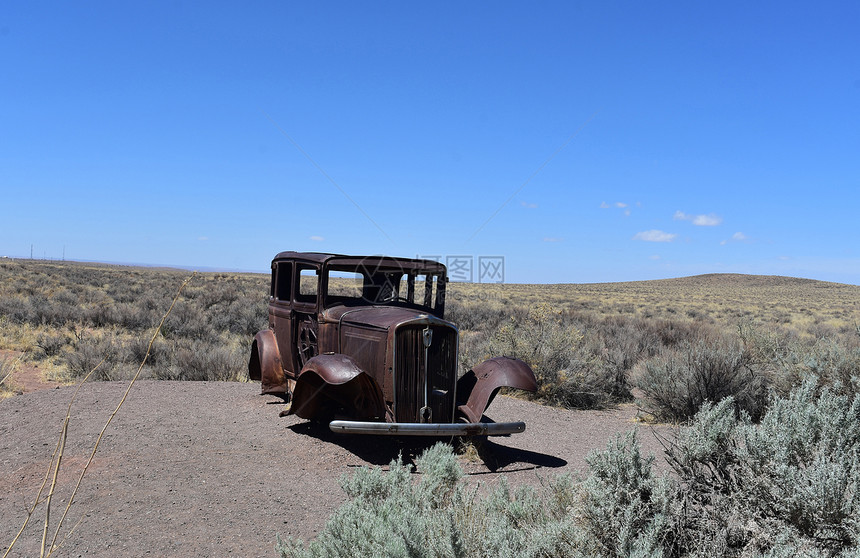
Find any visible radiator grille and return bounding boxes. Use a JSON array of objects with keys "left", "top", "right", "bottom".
[{"left": 394, "top": 324, "right": 457, "bottom": 423}]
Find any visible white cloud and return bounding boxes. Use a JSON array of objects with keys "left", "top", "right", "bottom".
[
  {"left": 633, "top": 230, "right": 677, "bottom": 242},
  {"left": 309, "top": 235, "right": 325, "bottom": 242},
  {"left": 721, "top": 232, "right": 748, "bottom": 245},
  {"left": 649, "top": 254, "right": 661, "bottom": 260},
  {"left": 694, "top": 214, "right": 722, "bottom": 226},
  {"left": 601, "top": 201, "right": 631, "bottom": 215},
  {"left": 675, "top": 211, "right": 722, "bottom": 226},
  {"left": 197, "top": 236, "right": 209, "bottom": 241},
  {"left": 543, "top": 237, "right": 563, "bottom": 242},
  {"left": 520, "top": 201, "right": 538, "bottom": 209}
]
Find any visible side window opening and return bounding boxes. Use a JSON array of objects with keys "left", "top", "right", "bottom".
[
  {"left": 296, "top": 266, "right": 319, "bottom": 303},
  {"left": 326, "top": 270, "right": 364, "bottom": 302},
  {"left": 270, "top": 266, "right": 276, "bottom": 298},
  {"left": 274, "top": 262, "right": 293, "bottom": 301}
]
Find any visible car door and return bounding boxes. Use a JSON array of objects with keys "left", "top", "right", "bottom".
[
  {"left": 293, "top": 264, "right": 321, "bottom": 369},
  {"left": 270, "top": 260, "right": 297, "bottom": 376}
]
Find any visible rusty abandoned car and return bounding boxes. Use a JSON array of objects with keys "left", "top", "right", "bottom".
[{"left": 248, "top": 252, "right": 537, "bottom": 436}]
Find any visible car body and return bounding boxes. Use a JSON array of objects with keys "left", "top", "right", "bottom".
[{"left": 248, "top": 252, "right": 537, "bottom": 436}]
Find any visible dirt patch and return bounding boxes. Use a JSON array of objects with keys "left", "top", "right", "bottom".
[
  {"left": 0, "top": 350, "right": 63, "bottom": 395},
  {"left": 0, "top": 381, "right": 672, "bottom": 557}
]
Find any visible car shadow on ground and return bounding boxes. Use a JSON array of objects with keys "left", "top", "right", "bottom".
[
  {"left": 287, "top": 420, "right": 446, "bottom": 466},
  {"left": 466, "top": 438, "right": 568, "bottom": 473},
  {"left": 286, "top": 420, "right": 567, "bottom": 472}
]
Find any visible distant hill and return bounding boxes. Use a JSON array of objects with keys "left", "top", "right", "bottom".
[{"left": 647, "top": 273, "right": 846, "bottom": 289}]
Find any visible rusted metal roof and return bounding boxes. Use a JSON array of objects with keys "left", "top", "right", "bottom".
[{"left": 272, "top": 251, "right": 447, "bottom": 274}]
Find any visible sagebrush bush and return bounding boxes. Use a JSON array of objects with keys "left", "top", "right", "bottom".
[
  {"left": 636, "top": 334, "right": 769, "bottom": 421},
  {"left": 281, "top": 382, "right": 860, "bottom": 558},
  {"left": 801, "top": 338, "right": 860, "bottom": 397},
  {"left": 468, "top": 303, "right": 623, "bottom": 408},
  {"left": 277, "top": 442, "right": 586, "bottom": 558},
  {"left": 64, "top": 332, "right": 121, "bottom": 381},
  {"left": 579, "top": 431, "right": 678, "bottom": 557},
  {"left": 664, "top": 381, "right": 860, "bottom": 556},
  {"left": 445, "top": 297, "right": 510, "bottom": 332},
  {"left": 277, "top": 442, "right": 468, "bottom": 558},
  {"left": 157, "top": 340, "right": 246, "bottom": 381},
  {"left": 127, "top": 334, "right": 170, "bottom": 367},
  {"left": 36, "top": 331, "right": 68, "bottom": 356},
  {"left": 456, "top": 301, "right": 732, "bottom": 411}
]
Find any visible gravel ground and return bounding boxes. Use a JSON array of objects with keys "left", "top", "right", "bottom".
[{"left": 1, "top": 381, "right": 673, "bottom": 558}]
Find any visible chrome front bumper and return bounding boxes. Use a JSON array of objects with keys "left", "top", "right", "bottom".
[{"left": 329, "top": 420, "right": 526, "bottom": 437}]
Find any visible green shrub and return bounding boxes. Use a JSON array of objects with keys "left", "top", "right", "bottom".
[
  {"left": 277, "top": 442, "right": 467, "bottom": 558},
  {"left": 664, "top": 381, "right": 860, "bottom": 556},
  {"left": 162, "top": 301, "right": 213, "bottom": 341},
  {"left": 283, "top": 381, "right": 860, "bottom": 558},
  {"left": 800, "top": 339, "right": 860, "bottom": 397},
  {"left": 444, "top": 297, "right": 510, "bottom": 332},
  {"left": 579, "top": 431, "right": 678, "bottom": 557},
  {"left": 458, "top": 304, "right": 727, "bottom": 411},
  {"left": 277, "top": 442, "right": 585, "bottom": 558}
]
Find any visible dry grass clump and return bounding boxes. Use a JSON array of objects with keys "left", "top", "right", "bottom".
[{"left": 0, "top": 354, "right": 21, "bottom": 397}]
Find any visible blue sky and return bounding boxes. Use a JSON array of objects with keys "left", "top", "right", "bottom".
[{"left": 2, "top": 2, "right": 859, "bottom": 284}]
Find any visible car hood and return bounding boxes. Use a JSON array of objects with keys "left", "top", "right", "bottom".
[{"left": 323, "top": 305, "right": 452, "bottom": 330}]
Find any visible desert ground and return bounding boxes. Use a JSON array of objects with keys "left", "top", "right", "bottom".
[{"left": 1, "top": 379, "right": 671, "bottom": 557}]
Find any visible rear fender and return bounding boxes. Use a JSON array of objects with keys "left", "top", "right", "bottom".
[
  {"left": 289, "top": 354, "right": 385, "bottom": 421},
  {"left": 249, "top": 329, "right": 290, "bottom": 396},
  {"left": 456, "top": 357, "right": 537, "bottom": 423}
]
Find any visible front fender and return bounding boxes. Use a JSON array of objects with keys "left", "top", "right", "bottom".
[
  {"left": 249, "top": 329, "right": 289, "bottom": 396},
  {"left": 456, "top": 356, "right": 537, "bottom": 423},
  {"left": 289, "top": 354, "right": 386, "bottom": 421}
]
